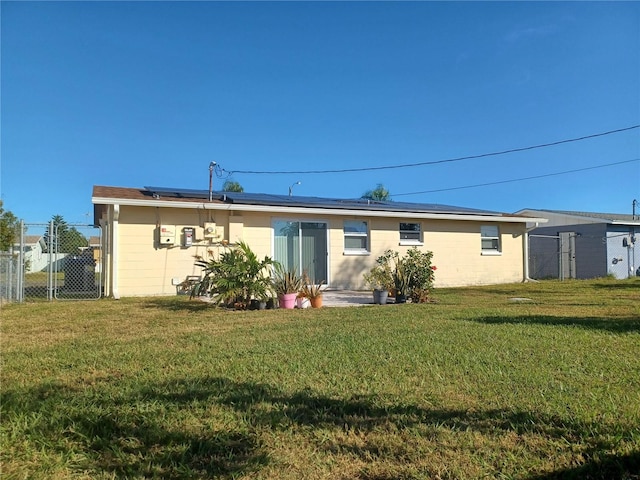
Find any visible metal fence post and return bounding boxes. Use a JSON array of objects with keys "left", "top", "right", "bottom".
[
  {"left": 48, "top": 220, "right": 54, "bottom": 301},
  {"left": 17, "top": 220, "right": 24, "bottom": 302}
]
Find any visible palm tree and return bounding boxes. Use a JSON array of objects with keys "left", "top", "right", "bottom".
[
  {"left": 222, "top": 180, "right": 244, "bottom": 193},
  {"left": 361, "top": 184, "right": 391, "bottom": 201}
]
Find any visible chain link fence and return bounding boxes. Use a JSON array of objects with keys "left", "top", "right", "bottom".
[
  {"left": 0, "top": 221, "right": 102, "bottom": 303},
  {"left": 529, "top": 234, "right": 561, "bottom": 280},
  {"left": 0, "top": 253, "right": 19, "bottom": 304}
]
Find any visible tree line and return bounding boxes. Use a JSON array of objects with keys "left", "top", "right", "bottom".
[{"left": 0, "top": 204, "right": 88, "bottom": 254}]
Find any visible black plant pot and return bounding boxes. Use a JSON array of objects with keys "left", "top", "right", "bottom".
[{"left": 395, "top": 293, "right": 407, "bottom": 304}]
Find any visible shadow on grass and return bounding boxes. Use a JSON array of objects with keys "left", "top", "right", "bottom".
[
  {"left": 593, "top": 281, "right": 640, "bottom": 291},
  {"left": 4, "top": 377, "right": 639, "bottom": 479},
  {"left": 2, "top": 380, "right": 268, "bottom": 479},
  {"left": 526, "top": 450, "right": 640, "bottom": 480},
  {"left": 473, "top": 314, "right": 640, "bottom": 334},
  {"left": 142, "top": 296, "right": 217, "bottom": 313}
]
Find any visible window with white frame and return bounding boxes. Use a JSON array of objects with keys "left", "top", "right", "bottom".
[
  {"left": 481, "top": 225, "right": 501, "bottom": 254},
  {"left": 400, "top": 222, "right": 422, "bottom": 244},
  {"left": 343, "top": 220, "right": 369, "bottom": 254}
]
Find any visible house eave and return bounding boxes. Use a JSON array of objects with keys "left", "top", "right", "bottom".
[{"left": 92, "top": 196, "right": 547, "bottom": 224}]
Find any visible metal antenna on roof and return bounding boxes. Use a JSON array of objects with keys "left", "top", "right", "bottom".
[
  {"left": 633, "top": 199, "right": 638, "bottom": 220},
  {"left": 289, "top": 181, "right": 301, "bottom": 196},
  {"left": 209, "top": 162, "right": 217, "bottom": 202}
]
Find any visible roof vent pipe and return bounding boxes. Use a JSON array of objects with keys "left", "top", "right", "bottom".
[{"left": 209, "top": 162, "right": 216, "bottom": 202}]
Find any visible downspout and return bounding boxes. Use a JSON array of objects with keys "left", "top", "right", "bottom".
[
  {"left": 100, "top": 218, "right": 110, "bottom": 298},
  {"left": 112, "top": 204, "right": 120, "bottom": 299},
  {"left": 523, "top": 222, "right": 539, "bottom": 282}
]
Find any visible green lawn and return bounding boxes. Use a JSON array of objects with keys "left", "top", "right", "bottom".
[{"left": 2, "top": 279, "right": 639, "bottom": 479}]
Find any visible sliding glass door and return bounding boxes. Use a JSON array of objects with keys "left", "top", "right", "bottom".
[{"left": 273, "top": 220, "right": 327, "bottom": 283}]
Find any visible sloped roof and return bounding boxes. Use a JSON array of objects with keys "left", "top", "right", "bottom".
[
  {"left": 142, "top": 185, "right": 502, "bottom": 216},
  {"left": 93, "top": 185, "right": 545, "bottom": 223},
  {"left": 518, "top": 208, "right": 639, "bottom": 224}
]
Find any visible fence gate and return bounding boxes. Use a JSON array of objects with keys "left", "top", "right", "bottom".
[
  {"left": 2, "top": 221, "right": 103, "bottom": 302},
  {"left": 529, "top": 233, "right": 580, "bottom": 280},
  {"left": 529, "top": 234, "right": 561, "bottom": 280}
]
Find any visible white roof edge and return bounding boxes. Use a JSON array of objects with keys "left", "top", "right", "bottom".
[
  {"left": 92, "top": 196, "right": 547, "bottom": 224},
  {"left": 517, "top": 209, "right": 640, "bottom": 225},
  {"left": 611, "top": 220, "right": 640, "bottom": 226}
]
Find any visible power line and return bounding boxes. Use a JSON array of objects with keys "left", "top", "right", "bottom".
[
  {"left": 225, "top": 125, "right": 639, "bottom": 175},
  {"left": 391, "top": 158, "right": 640, "bottom": 197}
]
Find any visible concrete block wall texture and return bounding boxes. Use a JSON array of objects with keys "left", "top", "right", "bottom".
[{"left": 100, "top": 205, "right": 526, "bottom": 296}]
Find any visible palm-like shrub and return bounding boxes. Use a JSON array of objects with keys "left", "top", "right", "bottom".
[
  {"left": 191, "top": 241, "right": 275, "bottom": 308},
  {"left": 271, "top": 263, "right": 303, "bottom": 296}
]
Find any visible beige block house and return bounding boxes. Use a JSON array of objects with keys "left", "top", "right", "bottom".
[{"left": 92, "top": 185, "right": 546, "bottom": 298}]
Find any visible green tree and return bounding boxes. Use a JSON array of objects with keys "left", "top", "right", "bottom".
[
  {"left": 361, "top": 184, "right": 391, "bottom": 201},
  {"left": 0, "top": 201, "right": 20, "bottom": 252},
  {"left": 222, "top": 180, "right": 244, "bottom": 193},
  {"left": 44, "top": 215, "right": 88, "bottom": 254},
  {"left": 191, "top": 241, "right": 275, "bottom": 307}
]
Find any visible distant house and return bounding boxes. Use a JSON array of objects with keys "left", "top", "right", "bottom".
[
  {"left": 88, "top": 236, "right": 102, "bottom": 273},
  {"left": 17, "top": 235, "right": 47, "bottom": 273},
  {"left": 516, "top": 209, "right": 640, "bottom": 280},
  {"left": 92, "top": 185, "right": 546, "bottom": 298}
]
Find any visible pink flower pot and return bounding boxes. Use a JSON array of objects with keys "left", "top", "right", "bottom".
[{"left": 279, "top": 293, "right": 297, "bottom": 309}]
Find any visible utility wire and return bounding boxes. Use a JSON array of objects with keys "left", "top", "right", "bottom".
[
  {"left": 225, "top": 125, "right": 639, "bottom": 175},
  {"left": 391, "top": 158, "right": 640, "bottom": 197}
]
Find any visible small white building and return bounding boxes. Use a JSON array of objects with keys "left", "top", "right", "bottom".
[{"left": 18, "top": 236, "right": 47, "bottom": 273}]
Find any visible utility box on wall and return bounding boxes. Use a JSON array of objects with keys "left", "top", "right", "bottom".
[
  {"left": 158, "top": 225, "right": 176, "bottom": 245},
  {"left": 203, "top": 222, "right": 217, "bottom": 238},
  {"left": 203, "top": 222, "right": 224, "bottom": 241},
  {"left": 183, "top": 227, "right": 195, "bottom": 247}
]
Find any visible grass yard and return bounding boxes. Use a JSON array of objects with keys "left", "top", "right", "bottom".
[{"left": 1, "top": 278, "right": 639, "bottom": 479}]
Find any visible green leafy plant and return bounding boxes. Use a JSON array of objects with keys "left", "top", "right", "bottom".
[
  {"left": 299, "top": 272, "right": 326, "bottom": 299},
  {"left": 365, "top": 248, "right": 437, "bottom": 302},
  {"left": 393, "top": 258, "right": 410, "bottom": 297},
  {"left": 271, "top": 263, "right": 303, "bottom": 296},
  {"left": 363, "top": 250, "right": 395, "bottom": 290},
  {"left": 404, "top": 247, "right": 437, "bottom": 303},
  {"left": 191, "top": 241, "right": 275, "bottom": 308}
]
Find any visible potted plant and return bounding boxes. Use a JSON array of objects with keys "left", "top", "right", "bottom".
[
  {"left": 272, "top": 263, "right": 303, "bottom": 309},
  {"left": 299, "top": 272, "right": 326, "bottom": 308},
  {"left": 296, "top": 293, "right": 311, "bottom": 309},
  {"left": 393, "top": 259, "right": 409, "bottom": 304},
  {"left": 363, "top": 250, "right": 395, "bottom": 305},
  {"left": 191, "top": 241, "right": 275, "bottom": 309}
]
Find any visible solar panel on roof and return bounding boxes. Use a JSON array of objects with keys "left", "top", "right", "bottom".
[
  {"left": 144, "top": 186, "right": 211, "bottom": 199},
  {"left": 143, "top": 186, "right": 501, "bottom": 216}
]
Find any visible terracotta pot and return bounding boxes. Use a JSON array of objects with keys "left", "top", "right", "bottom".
[
  {"left": 279, "top": 293, "right": 297, "bottom": 309},
  {"left": 310, "top": 295, "right": 323, "bottom": 308}
]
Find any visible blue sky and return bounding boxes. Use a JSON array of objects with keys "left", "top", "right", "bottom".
[{"left": 1, "top": 1, "right": 639, "bottom": 223}]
